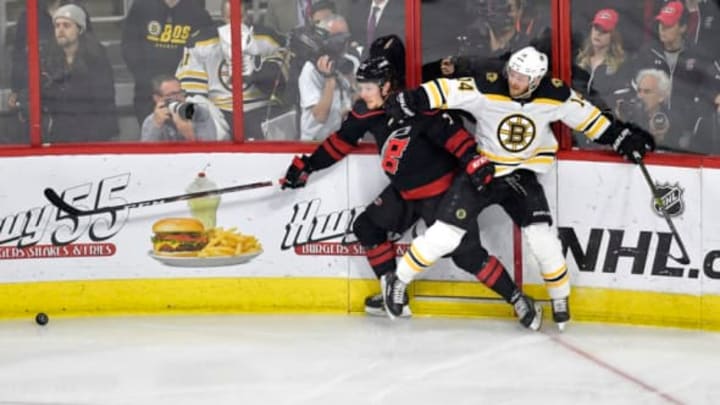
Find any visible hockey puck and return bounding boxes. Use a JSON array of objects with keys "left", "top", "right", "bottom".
[{"left": 35, "top": 312, "right": 49, "bottom": 326}]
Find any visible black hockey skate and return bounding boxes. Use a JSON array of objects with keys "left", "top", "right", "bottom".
[
  {"left": 364, "top": 293, "right": 411, "bottom": 318},
  {"left": 551, "top": 297, "right": 570, "bottom": 332},
  {"left": 511, "top": 292, "right": 543, "bottom": 331},
  {"left": 380, "top": 272, "right": 410, "bottom": 319}
]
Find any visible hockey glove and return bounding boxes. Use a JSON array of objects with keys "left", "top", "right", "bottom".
[
  {"left": 612, "top": 123, "right": 656, "bottom": 162},
  {"left": 281, "top": 155, "right": 312, "bottom": 189},
  {"left": 385, "top": 90, "right": 418, "bottom": 123},
  {"left": 466, "top": 155, "right": 495, "bottom": 191}
]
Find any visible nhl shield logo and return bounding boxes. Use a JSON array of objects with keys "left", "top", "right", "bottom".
[{"left": 652, "top": 182, "right": 684, "bottom": 217}]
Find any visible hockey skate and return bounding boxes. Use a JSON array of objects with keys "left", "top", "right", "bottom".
[
  {"left": 551, "top": 297, "right": 570, "bottom": 332},
  {"left": 511, "top": 292, "right": 543, "bottom": 331},
  {"left": 380, "top": 272, "right": 410, "bottom": 319},
  {"left": 364, "top": 293, "right": 412, "bottom": 318}
]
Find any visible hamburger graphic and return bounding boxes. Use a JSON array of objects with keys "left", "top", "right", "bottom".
[{"left": 151, "top": 217, "right": 208, "bottom": 257}]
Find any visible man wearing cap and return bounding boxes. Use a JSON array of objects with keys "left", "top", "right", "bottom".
[
  {"left": 40, "top": 4, "right": 118, "bottom": 143},
  {"left": 630, "top": 1, "right": 707, "bottom": 150}
]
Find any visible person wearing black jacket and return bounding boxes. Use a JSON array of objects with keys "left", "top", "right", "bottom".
[
  {"left": 281, "top": 56, "right": 542, "bottom": 330},
  {"left": 42, "top": 4, "right": 118, "bottom": 143},
  {"left": 121, "top": 0, "right": 213, "bottom": 127}
]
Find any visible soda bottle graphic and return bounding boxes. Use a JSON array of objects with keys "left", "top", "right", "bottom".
[{"left": 186, "top": 171, "right": 221, "bottom": 229}]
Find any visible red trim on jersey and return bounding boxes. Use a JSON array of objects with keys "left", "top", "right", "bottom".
[
  {"left": 445, "top": 128, "right": 475, "bottom": 159},
  {"left": 399, "top": 172, "right": 454, "bottom": 200},
  {"left": 321, "top": 133, "right": 354, "bottom": 161},
  {"left": 350, "top": 109, "right": 384, "bottom": 119},
  {"left": 367, "top": 241, "right": 395, "bottom": 267}
]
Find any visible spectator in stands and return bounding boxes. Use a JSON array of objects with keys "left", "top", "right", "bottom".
[
  {"left": 299, "top": 14, "right": 357, "bottom": 141},
  {"left": 575, "top": 8, "right": 629, "bottom": 107},
  {"left": 631, "top": 1, "right": 705, "bottom": 113},
  {"left": 141, "top": 75, "right": 217, "bottom": 142},
  {"left": 265, "top": 0, "right": 350, "bottom": 35},
  {"left": 654, "top": 0, "right": 720, "bottom": 54},
  {"left": 349, "top": 0, "right": 405, "bottom": 57},
  {"left": 40, "top": 4, "right": 118, "bottom": 143},
  {"left": 422, "top": 0, "right": 532, "bottom": 80},
  {"left": 176, "top": 0, "right": 291, "bottom": 140},
  {"left": 7, "top": 0, "right": 87, "bottom": 114},
  {"left": 121, "top": 0, "right": 213, "bottom": 128},
  {"left": 618, "top": 68, "right": 702, "bottom": 151}
]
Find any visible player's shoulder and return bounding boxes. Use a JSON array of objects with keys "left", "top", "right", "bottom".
[
  {"left": 472, "top": 70, "right": 506, "bottom": 94},
  {"left": 252, "top": 24, "right": 284, "bottom": 47},
  {"left": 533, "top": 76, "right": 572, "bottom": 102},
  {"left": 186, "top": 24, "right": 220, "bottom": 49}
]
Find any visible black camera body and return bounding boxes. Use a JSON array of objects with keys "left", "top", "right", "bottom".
[
  {"left": 165, "top": 99, "right": 195, "bottom": 120},
  {"left": 288, "top": 25, "right": 354, "bottom": 75},
  {"left": 620, "top": 97, "right": 670, "bottom": 134}
]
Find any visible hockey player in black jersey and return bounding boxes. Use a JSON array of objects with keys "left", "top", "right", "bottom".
[
  {"left": 281, "top": 56, "right": 543, "bottom": 330},
  {"left": 382, "top": 46, "right": 656, "bottom": 331}
]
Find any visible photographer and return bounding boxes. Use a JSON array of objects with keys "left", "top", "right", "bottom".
[
  {"left": 141, "top": 75, "right": 217, "bottom": 142},
  {"left": 422, "top": 0, "right": 531, "bottom": 81},
  {"left": 298, "top": 14, "right": 358, "bottom": 141}
]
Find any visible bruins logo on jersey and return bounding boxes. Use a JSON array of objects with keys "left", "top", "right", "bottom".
[
  {"left": 497, "top": 114, "right": 536, "bottom": 152},
  {"left": 218, "top": 60, "right": 232, "bottom": 91}
]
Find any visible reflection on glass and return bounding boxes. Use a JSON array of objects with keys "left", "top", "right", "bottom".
[
  {"left": 421, "top": 0, "right": 551, "bottom": 81},
  {"left": 122, "top": 0, "right": 214, "bottom": 140},
  {"left": 571, "top": 0, "right": 720, "bottom": 154}
]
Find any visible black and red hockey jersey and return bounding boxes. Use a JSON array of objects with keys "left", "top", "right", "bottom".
[{"left": 307, "top": 100, "right": 478, "bottom": 200}]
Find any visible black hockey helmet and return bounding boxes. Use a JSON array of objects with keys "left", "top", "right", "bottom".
[{"left": 356, "top": 56, "right": 395, "bottom": 87}]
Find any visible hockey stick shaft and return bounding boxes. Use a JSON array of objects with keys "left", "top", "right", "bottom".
[
  {"left": 44, "top": 180, "right": 275, "bottom": 216},
  {"left": 632, "top": 152, "right": 690, "bottom": 265}
]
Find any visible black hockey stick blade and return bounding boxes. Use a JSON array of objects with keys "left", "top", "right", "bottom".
[
  {"left": 632, "top": 152, "right": 691, "bottom": 265},
  {"left": 44, "top": 180, "right": 275, "bottom": 217}
]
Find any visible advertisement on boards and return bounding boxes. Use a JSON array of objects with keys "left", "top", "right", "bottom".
[
  {"left": 554, "top": 160, "right": 719, "bottom": 295},
  {"left": 0, "top": 153, "right": 517, "bottom": 285}
]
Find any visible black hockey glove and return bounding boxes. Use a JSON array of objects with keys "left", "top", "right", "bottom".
[
  {"left": 612, "top": 122, "right": 656, "bottom": 162},
  {"left": 466, "top": 154, "right": 495, "bottom": 191},
  {"left": 281, "top": 155, "right": 312, "bottom": 189},
  {"left": 385, "top": 90, "right": 419, "bottom": 123}
]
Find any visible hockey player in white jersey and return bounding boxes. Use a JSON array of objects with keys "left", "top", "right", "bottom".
[
  {"left": 176, "top": 0, "right": 289, "bottom": 140},
  {"left": 382, "top": 46, "right": 655, "bottom": 331}
]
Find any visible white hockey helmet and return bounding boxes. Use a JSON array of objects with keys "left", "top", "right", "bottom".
[{"left": 506, "top": 46, "right": 548, "bottom": 94}]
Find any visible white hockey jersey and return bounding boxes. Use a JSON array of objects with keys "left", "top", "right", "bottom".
[
  {"left": 176, "top": 23, "right": 284, "bottom": 114},
  {"left": 420, "top": 73, "right": 611, "bottom": 177}
]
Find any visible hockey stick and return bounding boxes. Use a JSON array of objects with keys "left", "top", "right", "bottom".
[
  {"left": 632, "top": 152, "right": 691, "bottom": 265},
  {"left": 44, "top": 180, "right": 275, "bottom": 216}
]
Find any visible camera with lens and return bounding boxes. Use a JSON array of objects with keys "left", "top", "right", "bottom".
[
  {"left": 288, "top": 25, "right": 354, "bottom": 75},
  {"left": 165, "top": 99, "right": 195, "bottom": 120},
  {"left": 619, "top": 97, "right": 669, "bottom": 134},
  {"left": 618, "top": 97, "right": 645, "bottom": 125}
]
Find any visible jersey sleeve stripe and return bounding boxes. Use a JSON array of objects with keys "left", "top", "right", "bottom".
[
  {"left": 485, "top": 94, "right": 513, "bottom": 103},
  {"left": 586, "top": 115, "right": 610, "bottom": 139},
  {"left": 445, "top": 129, "right": 475, "bottom": 158},
  {"left": 574, "top": 108, "right": 602, "bottom": 132},
  {"left": 533, "top": 98, "right": 564, "bottom": 106},
  {"left": 423, "top": 81, "right": 444, "bottom": 109},
  {"left": 439, "top": 79, "right": 450, "bottom": 104},
  {"left": 327, "top": 132, "right": 354, "bottom": 154},
  {"left": 321, "top": 133, "right": 353, "bottom": 161},
  {"left": 180, "top": 83, "right": 209, "bottom": 93},
  {"left": 177, "top": 70, "right": 209, "bottom": 79}
]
